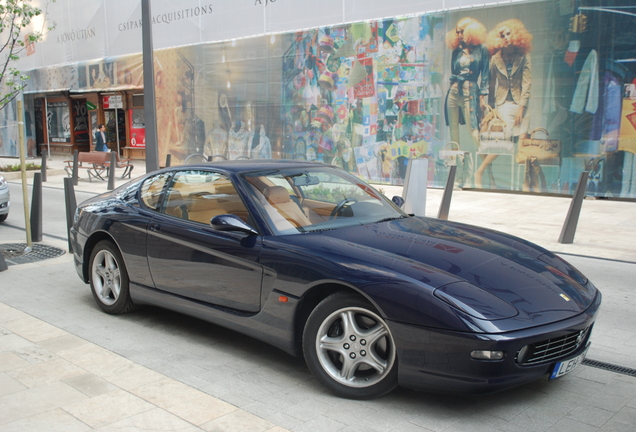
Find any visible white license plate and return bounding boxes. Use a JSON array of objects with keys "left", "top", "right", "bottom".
[{"left": 550, "top": 346, "right": 588, "bottom": 380}]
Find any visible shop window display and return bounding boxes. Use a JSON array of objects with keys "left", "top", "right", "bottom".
[{"left": 15, "top": 0, "right": 636, "bottom": 200}]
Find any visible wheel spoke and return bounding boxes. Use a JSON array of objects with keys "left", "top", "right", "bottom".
[
  {"left": 111, "top": 280, "right": 121, "bottom": 299},
  {"left": 319, "top": 334, "right": 346, "bottom": 356},
  {"left": 340, "top": 310, "right": 359, "bottom": 335},
  {"left": 340, "top": 356, "right": 362, "bottom": 380},
  {"left": 360, "top": 323, "right": 388, "bottom": 347},
  {"left": 101, "top": 285, "right": 114, "bottom": 299},
  {"left": 94, "top": 263, "right": 108, "bottom": 280},
  {"left": 105, "top": 253, "right": 117, "bottom": 270},
  {"left": 362, "top": 350, "right": 388, "bottom": 374}
]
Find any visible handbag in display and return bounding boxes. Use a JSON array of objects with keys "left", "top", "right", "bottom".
[
  {"left": 479, "top": 118, "right": 514, "bottom": 154},
  {"left": 439, "top": 141, "right": 463, "bottom": 167},
  {"left": 522, "top": 156, "right": 547, "bottom": 193},
  {"left": 516, "top": 128, "right": 561, "bottom": 165}
]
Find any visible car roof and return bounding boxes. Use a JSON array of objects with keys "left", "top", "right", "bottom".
[{"left": 164, "top": 160, "right": 332, "bottom": 175}]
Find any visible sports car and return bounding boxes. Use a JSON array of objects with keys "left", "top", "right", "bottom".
[{"left": 70, "top": 161, "right": 601, "bottom": 399}]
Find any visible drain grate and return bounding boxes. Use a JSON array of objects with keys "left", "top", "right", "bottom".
[
  {"left": 0, "top": 243, "right": 66, "bottom": 266},
  {"left": 582, "top": 359, "right": 636, "bottom": 378}
]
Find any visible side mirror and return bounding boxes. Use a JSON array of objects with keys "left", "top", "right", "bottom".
[
  {"left": 391, "top": 196, "right": 405, "bottom": 208},
  {"left": 211, "top": 214, "right": 258, "bottom": 235}
]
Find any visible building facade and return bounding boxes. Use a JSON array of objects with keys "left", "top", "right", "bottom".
[{"left": 2, "top": 0, "right": 635, "bottom": 198}]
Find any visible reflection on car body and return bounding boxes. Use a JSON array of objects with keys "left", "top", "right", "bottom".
[{"left": 70, "top": 161, "right": 601, "bottom": 399}]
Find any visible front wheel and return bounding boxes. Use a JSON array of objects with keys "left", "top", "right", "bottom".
[
  {"left": 89, "top": 240, "right": 136, "bottom": 314},
  {"left": 303, "top": 292, "right": 398, "bottom": 399}
]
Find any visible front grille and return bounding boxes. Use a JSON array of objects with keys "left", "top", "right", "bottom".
[{"left": 516, "top": 327, "right": 590, "bottom": 365}]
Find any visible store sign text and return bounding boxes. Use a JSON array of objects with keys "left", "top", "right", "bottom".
[
  {"left": 118, "top": 4, "right": 213, "bottom": 31},
  {"left": 56, "top": 27, "right": 97, "bottom": 44}
]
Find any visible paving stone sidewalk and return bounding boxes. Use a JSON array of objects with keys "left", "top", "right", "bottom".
[{"left": 0, "top": 300, "right": 289, "bottom": 432}]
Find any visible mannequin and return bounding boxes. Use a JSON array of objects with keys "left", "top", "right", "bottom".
[
  {"left": 250, "top": 124, "right": 272, "bottom": 159},
  {"left": 228, "top": 120, "right": 248, "bottom": 159},
  {"left": 444, "top": 17, "right": 489, "bottom": 188},
  {"left": 206, "top": 122, "right": 228, "bottom": 159},
  {"left": 476, "top": 19, "right": 533, "bottom": 188}
]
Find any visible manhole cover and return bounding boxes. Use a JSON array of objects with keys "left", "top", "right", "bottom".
[{"left": 0, "top": 243, "right": 66, "bottom": 266}]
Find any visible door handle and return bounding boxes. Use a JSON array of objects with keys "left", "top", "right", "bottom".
[{"left": 149, "top": 223, "right": 161, "bottom": 232}]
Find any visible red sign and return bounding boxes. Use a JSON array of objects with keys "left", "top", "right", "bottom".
[
  {"left": 103, "top": 95, "right": 123, "bottom": 109},
  {"left": 128, "top": 109, "right": 146, "bottom": 148}
]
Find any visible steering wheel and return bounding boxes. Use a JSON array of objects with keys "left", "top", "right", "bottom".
[{"left": 329, "top": 198, "right": 357, "bottom": 219}]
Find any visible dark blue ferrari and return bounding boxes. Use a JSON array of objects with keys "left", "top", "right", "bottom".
[{"left": 70, "top": 161, "right": 601, "bottom": 399}]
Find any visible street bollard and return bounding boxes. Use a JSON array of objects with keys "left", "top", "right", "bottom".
[
  {"left": 64, "top": 177, "right": 77, "bottom": 253},
  {"left": 108, "top": 151, "right": 116, "bottom": 190},
  {"left": 41, "top": 150, "right": 48, "bottom": 182},
  {"left": 437, "top": 165, "right": 457, "bottom": 220},
  {"left": 558, "top": 171, "right": 589, "bottom": 244},
  {"left": 165, "top": 153, "right": 172, "bottom": 167},
  {"left": 72, "top": 150, "right": 79, "bottom": 186},
  {"left": 402, "top": 158, "right": 428, "bottom": 217},
  {"left": 0, "top": 251, "right": 7, "bottom": 272},
  {"left": 30, "top": 172, "right": 43, "bottom": 242}
]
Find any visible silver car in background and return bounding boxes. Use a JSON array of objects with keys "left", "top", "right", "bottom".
[{"left": 0, "top": 175, "right": 9, "bottom": 222}]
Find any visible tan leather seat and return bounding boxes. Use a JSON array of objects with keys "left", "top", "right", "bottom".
[
  {"left": 263, "top": 186, "right": 311, "bottom": 228},
  {"left": 212, "top": 179, "right": 249, "bottom": 221},
  {"left": 164, "top": 190, "right": 189, "bottom": 219},
  {"left": 188, "top": 193, "right": 226, "bottom": 224}
]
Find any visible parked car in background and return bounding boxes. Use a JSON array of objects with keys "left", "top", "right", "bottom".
[
  {"left": 70, "top": 161, "right": 601, "bottom": 399},
  {"left": 0, "top": 175, "right": 10, "bottom": 222}
]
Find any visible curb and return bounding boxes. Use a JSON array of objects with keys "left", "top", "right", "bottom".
[{"left": 1, "top": 169, "right": 67, "bottom": 180}]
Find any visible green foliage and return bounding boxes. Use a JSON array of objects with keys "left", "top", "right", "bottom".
[
  {"left": 0, "top": 0, "right": 55, "bottom": 110},
  {"left": 0, "top": 162, "right": 41, "bottom": 172}
]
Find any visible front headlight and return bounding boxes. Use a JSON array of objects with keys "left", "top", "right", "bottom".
[
  {"left": 73, "top": 207, "right": 82, "bottom": 225},
  {"left": 0, "top": 175, "right": 7, "bottom": 189},
  {"left": 434, "top": 282, "right": 518, "bottom": 320}
]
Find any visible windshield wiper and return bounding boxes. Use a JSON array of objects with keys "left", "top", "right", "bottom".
[{"left": 376, "top": 215, "right": 409, "bottom": 223}]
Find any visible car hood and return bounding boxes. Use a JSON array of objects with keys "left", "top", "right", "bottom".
[{"left": 312, "top": 216, "right": 598, "bottom": 331}]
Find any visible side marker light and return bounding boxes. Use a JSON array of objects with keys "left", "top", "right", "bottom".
[{"left": 471, "top": 350, "right": 504, "bottom": 360}]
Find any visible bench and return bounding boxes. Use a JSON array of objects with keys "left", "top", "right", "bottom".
[
  {"left": 108, "top": 153, "right": 134, "bottom": 179},
  {"left": 64, "top": 152, "right": 134, "bottom": 182}
]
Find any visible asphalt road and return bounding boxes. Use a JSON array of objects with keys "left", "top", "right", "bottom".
[{"left": 2, "top": 181, "right": 97, "bottom": 242}]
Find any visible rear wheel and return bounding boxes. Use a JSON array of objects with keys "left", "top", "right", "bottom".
[
  {"left": 89, "top": 240, "right": 136, "bottom": 314},
  {"left": 303, "top": 292, "right": 398, "bottom": 399}
]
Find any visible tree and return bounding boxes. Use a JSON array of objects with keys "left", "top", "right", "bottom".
[{"left": 0, "top": 0, "right": 54, "bottom": 111}]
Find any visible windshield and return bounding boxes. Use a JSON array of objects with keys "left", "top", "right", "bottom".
[{"left": 243, "top": 166, "right": 406, "bottom": 235}]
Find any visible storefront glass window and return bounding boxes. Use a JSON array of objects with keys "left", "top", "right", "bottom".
[{"left": 46, "top": 102, "right": 71, "bottom": 143}]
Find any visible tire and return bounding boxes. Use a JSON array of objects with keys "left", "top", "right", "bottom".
[
  {"left": 89, "top": 240, "right": 136, "bottom": 314},
  {"left": 0, "top": 213, "right": 7, "bottom": 222},
  {"left": 303, "top": 292, "right": 398, "bottom": 399}
]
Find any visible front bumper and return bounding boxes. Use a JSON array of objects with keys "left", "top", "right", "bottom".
[
  {"left": 389, "top": 291, "right": 601, "bottom": 394},
  {"left": 69, "top": 226, "right": 87, "bottom": 282},
  {"left": 0, "top": 191, "right": 9, "bottom": 215}
]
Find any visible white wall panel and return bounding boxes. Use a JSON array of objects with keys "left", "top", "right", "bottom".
[{"left": 17, "top": 0, "right": 538, "bottom": 70}]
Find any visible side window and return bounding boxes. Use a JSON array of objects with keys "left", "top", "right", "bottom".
[
  {"left": 162, "top": 170, "right": 249, "bottom": 225},
  {"left": 140, "top": 173, "right": 171, "bottom": 210}
]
